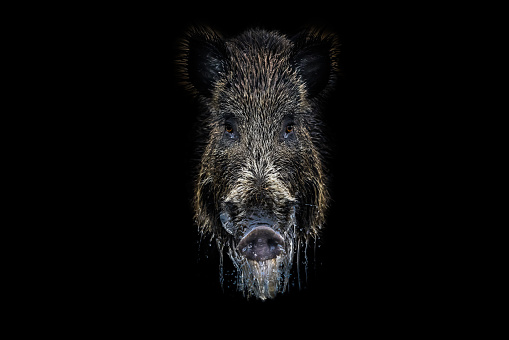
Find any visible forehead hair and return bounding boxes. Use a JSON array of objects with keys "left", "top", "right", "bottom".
[{"left": 211, "top": 30, "right": 307, "bottom": 118}]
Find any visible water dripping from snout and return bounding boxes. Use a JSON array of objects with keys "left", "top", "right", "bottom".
[
  {"left": 197, "top": 231, "right": 212, "bottom": 264},
  {"left": 204, "top": 219, "right": 323, "bottom": 299},
  {"left": 216, "top": 238, "right": 225, "bottom": 291},
  {"left": 296, "top": 238, "right": 301, "bottom": 291},
  {"left": 304, "top": 237, "right": 309, "bottom": 285},
  {"left": 293, "top": 233, "right": 320, "bottom": 292}
]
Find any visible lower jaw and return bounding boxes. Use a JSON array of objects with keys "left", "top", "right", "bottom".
[
  {"left": 225, "top": 241, "right": 296, "bottom": 299},
  {"left": 235, "top": 256, "right": 291, "bottom": 300}
]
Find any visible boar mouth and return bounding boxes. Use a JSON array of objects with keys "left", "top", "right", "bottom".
[{"left": 237, "top": 226, "right": 285, "bottom": 261}]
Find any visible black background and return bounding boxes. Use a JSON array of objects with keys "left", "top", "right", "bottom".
[{"left": 73, "top": 3, "right": 443, "bottom": 329}]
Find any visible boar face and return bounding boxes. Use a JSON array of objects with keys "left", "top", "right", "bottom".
[{"left": 178, "top": 27, "right": 338, "bottom": 299}]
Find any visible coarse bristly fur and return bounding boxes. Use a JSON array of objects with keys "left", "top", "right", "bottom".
[{"left": 177, "top": 26, "right": 339, "bottom": 300}]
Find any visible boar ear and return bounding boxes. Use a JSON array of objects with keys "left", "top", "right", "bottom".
[
  {"left": 292, "top": 28, "right": 340, "bottom": 98},
  {"left": 178, "top": 26, "right": 227, "bottom": 97}
]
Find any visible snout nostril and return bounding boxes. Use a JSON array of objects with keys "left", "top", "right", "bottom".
[{"left": 237, "top": 226, "right": 284, "bottom": 262}]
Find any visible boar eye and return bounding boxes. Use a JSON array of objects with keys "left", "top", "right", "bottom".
[
  {"left": 224, "top": 121, "right": 238, "bottom": 141},
  {"left": 283, "top": 123, "right": 295, "bottom": 139},
  {"left": 280, "top": 117, "right": 296, "bottom": 142},
  {"left": 225, "top": 123, "right": 234, "bottom": 134}
]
